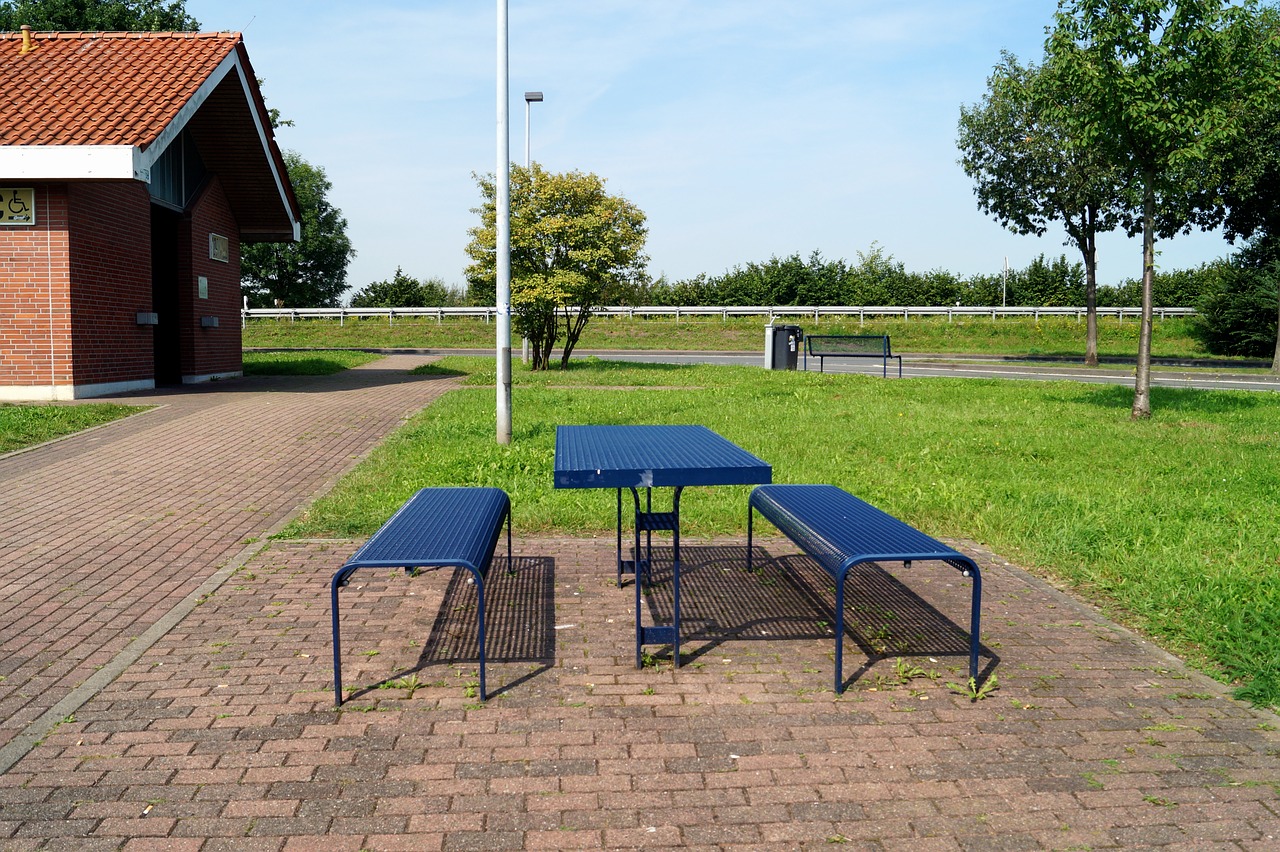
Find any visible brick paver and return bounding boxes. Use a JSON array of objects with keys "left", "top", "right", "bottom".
[
  {"left": 0, "top": 357, "right": 458, "bottom": 756},
  {"left": 2, "top": 359, "right": 1279, "bottom": 848}
]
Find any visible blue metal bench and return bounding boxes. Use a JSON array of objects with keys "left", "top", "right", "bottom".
[
  {"left": 747, "top": 484, "right": 982, "bottom": 693},
  {"left": 330, "top": 486, "right": 512, "bottom": 705},
  {"left": 804, "top": 334, "right": 903, "bottom": 377}
]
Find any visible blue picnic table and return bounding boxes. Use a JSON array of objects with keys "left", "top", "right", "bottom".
[{"left": 554, "top": 425, "right": 772, "bottom": 667}]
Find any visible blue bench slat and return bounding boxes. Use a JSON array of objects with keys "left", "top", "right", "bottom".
[
  {"left": 331, "top": 486, "right": 512, "bottom": 705},
  {"left": 748, "top": 484, "right": 982, "bottom": 693},
  {"left": 750, "top": 485, "right": 964, "bottom": 571},
  {"left": 345, "top": 487, "right": 509, "bottom": 572}
]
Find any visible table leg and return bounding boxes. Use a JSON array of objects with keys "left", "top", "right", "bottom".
[
  {"left": 615, "top": 488, "right": 624, "bottom": 587},
  {"left": 628, "top": 486, "right": 683, "bottom": 668}
]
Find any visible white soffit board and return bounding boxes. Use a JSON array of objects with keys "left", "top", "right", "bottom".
[{"left": 0, "top": 145, "right": 140, "bottom": 180}]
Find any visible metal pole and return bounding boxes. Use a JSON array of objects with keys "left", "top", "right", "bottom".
[
  {"left": 496, "top": 0, "right": 512, "bottom": 445},
  {"left": 521, "top": 96, "right": 530, "bottom": 365},
  {"left": 519, "top": 91, "right": 542, "bottom": 367},
  {"left": 1002, "top": 256, "right": 1008, "bottom": 309}
]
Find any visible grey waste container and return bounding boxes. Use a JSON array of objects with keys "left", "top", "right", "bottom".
[{"left": 769, "top": 325, "right": 802, "bottom": 370}]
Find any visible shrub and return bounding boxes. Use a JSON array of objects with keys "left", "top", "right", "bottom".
[
  {"left": 1192, "top": 240, "right": 1279, "bottom": 358},
  {"left": 349, "top": 268, "right": 459, "bottom": 308}
]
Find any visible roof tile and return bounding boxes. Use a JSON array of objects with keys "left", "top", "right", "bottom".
[{"left": 0, "top": 30, "right": 241, "bottom": 148}]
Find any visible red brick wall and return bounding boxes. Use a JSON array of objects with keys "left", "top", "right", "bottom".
[
  {"left": 67, "top": 182, "right": 154, "bottom": 388},
  {"left": 0, "top": 184, "right": 73, "bottom": 391},
  {"left": 182, "top": 176, "right": 242, "bottom": 378}
]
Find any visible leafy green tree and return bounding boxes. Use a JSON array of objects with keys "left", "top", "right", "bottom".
[
  {"left": 1008, "top": 254, "right": 1085, "bottom": 306},
  {"left": 1194, "top": 236, "right": 1280, "bottom": 360},
  {"left": 958, "top": 51, "right": 1126, "bottom": 365},
  {"left": 466, "top": 163, "right": 648, "bottom": 370},
  {"left": 1212, "top": 6, "right": 1280, "bottom": 371},
  {"left": 1044, "top": 0, "right": 1276, "bottom": 417},
  {"left": 241, "top": 151, "right": 355, "bottom": 308},
  {"left": 0, "top": 0, "right": 197, "bottom": 29},
  {"left": 348, "top": 268, "right": 458, "bottom": 308}
]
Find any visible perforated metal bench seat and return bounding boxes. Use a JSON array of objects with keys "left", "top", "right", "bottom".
[
  {"left": 747, "top": 484, "right": 982, "bottom": 693},
  {"left": 330, "top": 487, "right": 512, "bottom": 704},
  {"left": 804, "top": 334, "right": 903, "bottom": 377}
]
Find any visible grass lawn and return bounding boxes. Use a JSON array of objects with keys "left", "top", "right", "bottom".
[
  {"left": 0, "top": 403, "right": 146, "bottom": 455},
  {"left": 242, "top": 349, "right": 381, "bottom": 375},
  {"left": 285, "top": 355, "right": 1280, "bottom": 707},
  {"left": 244, "top": 313, "right": 1225, "bottom": 361}
]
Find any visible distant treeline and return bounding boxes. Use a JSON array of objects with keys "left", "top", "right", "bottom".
[{"left": 616, "top": 247, "right": 1220, "bottom": 308}]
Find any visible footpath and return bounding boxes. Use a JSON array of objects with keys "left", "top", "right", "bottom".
[{"left": 0, "top": 355, "right": 1278, "bottom": 850}]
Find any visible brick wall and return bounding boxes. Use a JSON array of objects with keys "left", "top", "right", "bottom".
[
  {"left": 183, "top": 176, "right": 242, "bottom": 378},
  {"left": 67, "top": 182, "right": 154, "bottom": 388},
  {"left": 0, "top": 184, "right": 73, "bottom": 391}
]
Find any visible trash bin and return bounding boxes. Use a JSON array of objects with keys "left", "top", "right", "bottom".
[{"left": 767, "top": 324, "right": 802, "bottom": 370}]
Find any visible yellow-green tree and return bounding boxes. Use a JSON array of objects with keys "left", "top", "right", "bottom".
[{"left": 466, "top": 164, "right": 648, "bottom": 370}]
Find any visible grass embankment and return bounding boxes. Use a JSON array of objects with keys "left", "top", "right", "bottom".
[
  {"left": 244, "top": 314, "right": 1215, "bottom": 361},
  {"left": 287, "top": 355, "right": 1280, "bottom": 705},
  {"left": 0, "top": 403, "right": 145, "bottom": 454}
]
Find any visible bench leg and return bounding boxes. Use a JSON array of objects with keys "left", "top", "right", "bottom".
[
  {"left": 330, "top": 564, "right": 360, "bottom": 707},
  {"left": 968, "top": 564, "right": 983, "bottom": 682},
  {"left": 473, "top": 568, "right": 488, "bottom": 701},
  {"left": 835, "top": 572, "right": 846, "bottom": 694}
]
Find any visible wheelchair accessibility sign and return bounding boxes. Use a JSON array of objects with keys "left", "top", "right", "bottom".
[{"left": 1, "top": 188, "right": 35, "bottom": 225}]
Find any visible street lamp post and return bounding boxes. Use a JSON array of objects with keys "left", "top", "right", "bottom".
[
  {"left": 495, "top": 0, "right": 512, "bottom": 445},
  {"left": 523, "top": 91, "right": 543, "bottom": 168},
  {"left": 521, "top": 91, "right": 542, "bottom": 365}
]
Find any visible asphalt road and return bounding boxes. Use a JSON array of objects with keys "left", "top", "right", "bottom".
[{"left": 567, "top": 349, "right": 1280, "bottom": 393}]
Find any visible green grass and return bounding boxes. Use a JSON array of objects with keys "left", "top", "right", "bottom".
[
  {"left": 244, "top": 314, "right": 1219, "bottom": 361},
  {"left": 242, "top": 349, "right": 381, "bottom": 375},
  {"left": 287, "top": 355, "right": 1280, "bottom": 707},
  {"left": 0, "top": 403, "right": 146, "bottom": 454}
]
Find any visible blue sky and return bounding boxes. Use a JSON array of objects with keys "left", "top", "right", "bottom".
[{"left": 186, "top": 0, "right": 1235, "bottom": 298}]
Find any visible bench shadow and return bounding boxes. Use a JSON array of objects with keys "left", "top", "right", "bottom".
[
  {"left": 639, "top": 544, "right": 997, "bottom": 689},
  {"left": 375, "top": 555, "right": 556, "bottom": 698}
]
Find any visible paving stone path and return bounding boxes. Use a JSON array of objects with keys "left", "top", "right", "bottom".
[{"left": 1, "top": 356, "right": 1279, "bottom": 849}]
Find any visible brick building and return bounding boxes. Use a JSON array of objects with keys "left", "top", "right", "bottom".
[{"left": 0, "top": 29, "right": 299, "bottom": 400}]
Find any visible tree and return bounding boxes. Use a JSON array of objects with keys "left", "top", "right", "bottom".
[
  {"left": 0, "top": 0, "right": 198, "bottom": 30},
  {"left": 1044, "top": 0, "right": 1276, "bottom": 418},
  {"left": 1213, "top": 6, "right": 1280, "bottom": 372},
  {"left": 465, "top": 163, "right": 648, "bottom": 370},
  {"left": 958, "top": 51, "right": 1126, "bottom": 366},
  {"left": 348, "top": 268, "right": 458, "bottom": 308},
  {"left": 1194, "top": 235, "right": 1280, "bottom": 360},
  {"left": 241, "top": 151, "right": 355, "bottom": 308}
]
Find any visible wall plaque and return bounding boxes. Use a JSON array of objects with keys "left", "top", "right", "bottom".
[{"left": 0, "top": 188, "right": 35, "bottom": 225}]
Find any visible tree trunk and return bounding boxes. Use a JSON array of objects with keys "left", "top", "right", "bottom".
[
  {"left": 1083, "top": 211, "right": 1099, "bottom": 368},
  {"left": 560, "top": 305, "right": 593, "bottom": 369},
  {"left": 540, "top": 335, "right": 555, "bottom": 372},
  {"left": 1132, "top": 174, "right": 1155, "bottom": 420},
  {"left": 1272, "top": 290, "right": 1280, "bottom": 375}
]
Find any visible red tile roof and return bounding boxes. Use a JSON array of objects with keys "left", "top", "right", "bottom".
[{"left": 0, "top": 30, "right": 241, "bottom": 148}]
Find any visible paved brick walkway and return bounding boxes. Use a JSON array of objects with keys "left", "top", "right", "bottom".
[
  {"left": 2, "top": 359, "right": 1280, "bottom": 849},
  {"left": 0, "top": 356, "right": 458, "bottom": 761}
]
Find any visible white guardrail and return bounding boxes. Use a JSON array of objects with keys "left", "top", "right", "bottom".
[{"left": 242, "top": 305, "right": 1197, "bottom": 327}]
